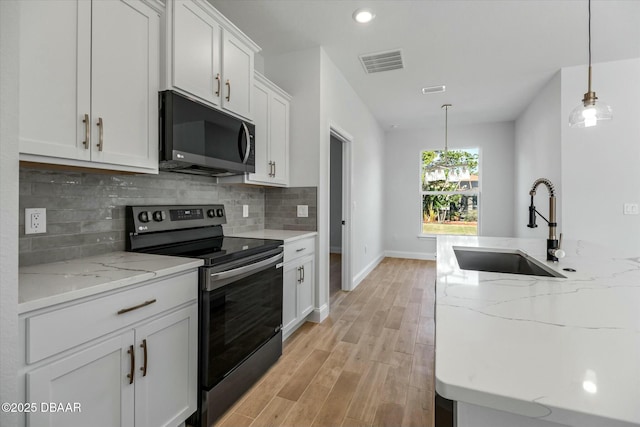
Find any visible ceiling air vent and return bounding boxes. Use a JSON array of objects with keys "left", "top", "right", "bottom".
[{"left": 359, "top": 49, "right": 404, "bottom": 74}]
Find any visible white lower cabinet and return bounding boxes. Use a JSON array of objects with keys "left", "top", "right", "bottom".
[
  {"left": 27, "top": 333, "right": 135, "bottom": 427},
  {"left": 282, "top": 237, "right": 316, "bottom": 339},
  {"left": 20, "top": 271, "right": 198, "bottom": 427}
]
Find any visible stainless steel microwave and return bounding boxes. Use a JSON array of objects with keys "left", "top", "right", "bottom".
[{"left": 159, "top": 90, "right": 255, "bottom": 176}]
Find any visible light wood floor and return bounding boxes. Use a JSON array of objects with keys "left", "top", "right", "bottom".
[
  {"left": 330, "top": 253, "right": 342, "bottom": 303},
  {"left": 214, "top": 257, "right": 437, "bottom": 427}
]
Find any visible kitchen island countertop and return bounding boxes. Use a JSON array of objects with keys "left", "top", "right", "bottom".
[
  {"left": 435, "top": 236, "right": 640, "bottom": 427},
  {"left": 19, "top": 252, "right": 203, "bottom": 314}
]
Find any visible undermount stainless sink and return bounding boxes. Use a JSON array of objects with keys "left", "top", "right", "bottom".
[{"left": 453, "top": 246, "right": 566, "bottom": 278}]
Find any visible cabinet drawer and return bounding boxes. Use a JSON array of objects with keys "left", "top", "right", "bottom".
[
  {"left": 25, "top": 271, "right": 198, "bottom": 364},
  {"left": 284, "top": 237, "right": 315, "bottom": 263}
]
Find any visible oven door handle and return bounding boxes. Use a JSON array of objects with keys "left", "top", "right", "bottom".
[{"left": 209, "top": 252, "right": 284, "bottom": 282}]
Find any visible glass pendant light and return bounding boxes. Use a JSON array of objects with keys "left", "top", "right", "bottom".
[{"left": 569, "top": 0, "right": 612, "bottom": 128}]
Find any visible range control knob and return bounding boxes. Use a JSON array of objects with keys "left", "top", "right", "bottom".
[
  {"left": 216, "top": 208, "right": 224, "bottom": 217},
  {"left": 207, "top": 209, "right": 216, "bottom": 218},
  {"left": 152, "top": 211, "right": 166, "bottom": 222},
  {"left": 138, "top": 211, "right": 150, "bottom": 223}
]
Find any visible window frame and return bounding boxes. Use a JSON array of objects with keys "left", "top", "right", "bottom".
[{"left": 419, "top": 147, "right": 481, "bottom": 237}]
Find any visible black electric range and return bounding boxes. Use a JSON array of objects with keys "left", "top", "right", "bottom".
[{"left": 126, "top": 204, "right": 284, "bottom": 427}]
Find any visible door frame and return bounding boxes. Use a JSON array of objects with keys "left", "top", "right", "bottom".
[{"left": 329, "top": 123, "right": 353, "bottom": 292}]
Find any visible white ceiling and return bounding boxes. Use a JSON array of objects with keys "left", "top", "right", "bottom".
[{"left": 209, "top": 0, "right": 640, "bottom": 130}]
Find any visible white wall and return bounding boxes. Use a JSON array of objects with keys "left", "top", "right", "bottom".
[
  {"left": 265, "top": 48, "right": 321, "bottom": 187},
  {"left": 265, "top": 47, "right": 386, "bottom": 309},
  {"left": 560, "top": 58, "right": 640, "bottom": 257},
  {"left": 320, "top": 49, "right": 386, "bottom": 288},
  {"left": 0, "top": 1, "right": 19, "bottom": 425},
  {"left": 514, "top": 72, "right": 562, "bottom": 239},
  {"left": 330, "top": 136, "right": 342, "bottom": 252},
  {"left": 384, "top": 122, "right": 516, "bottom": 258}
]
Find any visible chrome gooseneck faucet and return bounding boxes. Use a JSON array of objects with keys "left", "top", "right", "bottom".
[{"left": 527, "top": 178, "right": 565, "bottom": 261}]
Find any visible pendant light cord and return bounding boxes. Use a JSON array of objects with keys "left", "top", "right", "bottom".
[
  {"left": 588, "top": 0, "right": 591, "bottom": 68},
  {"left": 444, "top": 105, "right": 448, "bottom": 156},
  {"left": 587, "top": 0, "right": 592, "bottom": 93}
]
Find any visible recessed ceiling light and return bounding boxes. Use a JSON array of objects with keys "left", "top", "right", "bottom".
[
  {"left": 353, "top": 8, "right": 375, "bottom": 24},
  {"left": 422, "top": 85, "right": 446, "bottom": 95},
  {"left": 390, "top": 124, "right": 399, "bottom": 129}
]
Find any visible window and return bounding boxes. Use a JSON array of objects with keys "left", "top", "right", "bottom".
[{"left": 421, "top": 148, "right": 479, "bottom": 235}]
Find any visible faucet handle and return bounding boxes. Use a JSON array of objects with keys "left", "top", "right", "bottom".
[{"left": 549, "top": 233, "right": 565, "bottom": 259}]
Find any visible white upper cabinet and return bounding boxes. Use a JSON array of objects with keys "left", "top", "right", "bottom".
[
  {"left": 224, "top": 72, "right": 291, "bottom": 187},
  {"left": 18, "top": 0, "right": 160, "bottom": 173},
  {"left": 172, "top": 1, "right": 222, "bottom": 106},
  {"left": 166, "top": 0, "right": 259, "bottom": 121}
]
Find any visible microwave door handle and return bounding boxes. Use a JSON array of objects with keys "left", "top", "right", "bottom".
[
  {"left": 209, "top": 252, "right": 283, "bottom": 283},
  {"left": 240, "top": 123, "right": 251, "bottom": 164}
]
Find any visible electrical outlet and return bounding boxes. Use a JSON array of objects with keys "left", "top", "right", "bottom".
[
  {"left": 243, "top": 205, "right": 249, "bottom": 218},
  {"left": 25, "top": 208, "right": 46, "bottom": 234},
  {"left": 297, "top": 205, "right": 308, "bottom": 218},
  {"left": 623, "top": 203, "right": 639, "bottom": 215}
]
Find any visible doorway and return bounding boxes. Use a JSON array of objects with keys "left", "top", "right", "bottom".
[
  {"left": 329, "top": 135, "right": 343, "bottom": 301},
  {"left": 329, "top": 125, "right": 352, "bottom": 302}
]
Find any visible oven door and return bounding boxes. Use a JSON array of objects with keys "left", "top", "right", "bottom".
[{"left": 200, "top": 249, "right": 283, "bottom": 390}]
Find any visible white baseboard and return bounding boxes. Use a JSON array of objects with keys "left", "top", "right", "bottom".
[
  {"left": 329, "top": 246, "right": 342, "bottom": 254},
  {"left": 384, "top": 250, "right": 436, "bottom": 261},
  {"left": 351, "top": 253, "right": 385, "bottom": 290},
  {"left": 310, "top": 303, "right": 329, "bottom": 323}
]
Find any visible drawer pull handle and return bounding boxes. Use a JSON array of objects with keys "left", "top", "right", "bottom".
[
  {"left": 296, "top": 248, "right": 306, "bottom": 252},
  {"left": 215, "top": 73, "right": 221, "bottom": 96},
  {"left": 226, "top": 79, "right": 231, "bottom": 102},
  {"left": 140, "top": 339, "right": 148, "bottom": 377},
  {"left": 117, "top": 299, "right": 157, "bottom": 315},
  {"left": 127, "top": 345, "right": 135, "bottom": 385}
]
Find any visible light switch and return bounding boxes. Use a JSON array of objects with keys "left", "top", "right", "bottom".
[
  {"left": 623, "top": 203, "right": 639, "bottom": 215},
  {"left": 243, "top": 205, "right": 249, "bottom": 218},
  {"left": 297, "top": 205, "right": 308, "bottom": 218}
]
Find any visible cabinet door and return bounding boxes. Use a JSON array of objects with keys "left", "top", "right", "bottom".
[
  {"left": 297, "top": 256, "right": 315, "bottom": 318},
  {"left": 18, "top": 0, "right": 91, "bottom": 161},
  {"left": 173, "top": 0, "right": 222, "bottom": 106},
  {"left": 283, "top": 263, "right": 299, "bottom": 334},
  {"left": 222, "top": 31, "right": 254, "bottom": 120},
  {"left": 134, "top": 304, "right": 198, "bottom": 427},
  {"left": 269, "top": 92, "right": 289, "bottom": 186},
  {"left": 27, "top": 332, "right": 135, "bottom": 427},
  {"left": 248, "top": 81, "right": 271, "bottom": 183},
  {"left": 91, "top": 0, "right": 159, "bottom": 171}
]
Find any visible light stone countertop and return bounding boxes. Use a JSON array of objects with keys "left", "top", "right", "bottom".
[
  {"left": 435, "top": 236, "right": 640, "bottom": 427},
  {"left": 19, "top": 252, "right": 203, "bottom": 314},
  {"left": 229, "top": 229, "right": 317, "bottom": 243}
]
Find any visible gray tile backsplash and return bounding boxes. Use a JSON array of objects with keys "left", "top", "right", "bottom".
[
  {"left": 19, "top": 168, "right": 265, "bottom": 266},
  {"left": 19, "top": 168, "right": 317, "bottom": 266},
  {"left": 265, "top": 187, "right": 317, "bottom": 231}
]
